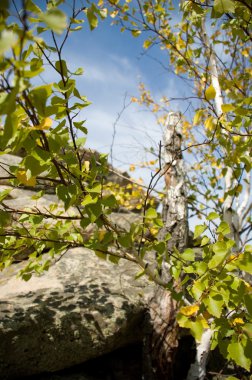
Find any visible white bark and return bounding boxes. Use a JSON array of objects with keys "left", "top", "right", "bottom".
[
  {"left": 187, "top": 20, "right": 241, "bottom": 380},
  {"left": 237, "top": 170, "right": 252, "bottom": 226},
  {"left": 186, "top": 329, "right": 214, "bottom": 380},
  {"left": 201, "top": 20, "right": 240, "bottom": 246},
  {"left": 146, "top": 112, "right": 188, "bottom": 379}
]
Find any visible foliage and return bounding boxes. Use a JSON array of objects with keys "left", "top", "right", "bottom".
[{"left": 0, "top": 0, "right": 251, "bottom": 376}]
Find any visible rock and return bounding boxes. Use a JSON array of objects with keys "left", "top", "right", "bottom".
[
  {"left": 26, "top": 343, "right": 143, "bottom": 380},
  {"left": 0, "top": 247, "right": 155, "bottom": 379}
]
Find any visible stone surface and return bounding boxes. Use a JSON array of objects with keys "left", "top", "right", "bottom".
[
  {"left": 0, "top": 248, "right": 155, "bottom": 379},
  {"left": 23, "top": 344, "right": 143, "bottom": 380}
]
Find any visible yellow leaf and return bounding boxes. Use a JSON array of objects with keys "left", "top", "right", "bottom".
[
  {"left": 221, "top": 104, "right": 234, "bottom": 113},
  {"left": 131, "top": 97, "right": 138, "bottom": 103},
  {"left": 83, "top": 161, "right": 90, "bottom": 172},
  {"left": 195, "top": 163, "right": 201, "bottom": 170},
  {"left": 193, "top": 109, "right": 203, "bottom": 125},
  {"left": 152, "top": 104, "right": 160, "bottom": 112},
  {"left": 205, "top": 116, "right": 216, "bottom": 131},
  {"left": 35, "top": 117, "right": 53, "bottom": 130},
  {"left": 16, "top": 170, "right": 36, "bottom": 187},
  {"left": 98, "top": 230, "right": 106, "bottom": 241},
  {"left": 205, "top": 84, "right": 216, "bottom": 101},
  {"left": 129, "top": 164, "right": 135, "bottom": 172},
  {"left": 241, "top": 49, "right": 249, "bottom": 57},
  {"left": 180, "top": 304, "right": 199, "bottom": 316},
  {"left": 232, "top": 135, "right": 241, "bottom": 143},
  {"left": 232, "top": 318, "right": 245, "bottom": 326},
  {"left": 143, "top": 40, "right": 152, "bottom": 49},
  {"left": 198, "top": 315, "right": 209, "bottom": 329},
  {"left": 110, "top": 10, "right": 119, "bottom": 18}
]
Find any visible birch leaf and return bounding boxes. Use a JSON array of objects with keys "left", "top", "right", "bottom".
[
  {"left": 194, "top": 224, "right": 207, "bottom": 239},
  {"left": 205, "top": 84, "right": 216, "bottom": 100},
  {"left": 208, "top": 241, "right": 229, "bottom": 268},
  {"left": 0, "top": 30, "right": 17, "bottom": 56},
  {"left": 214, "top": 0, "right": 235, "bottom": 14},
  {"left": 216, "top": 221, "right": 231, "bottom": 235},
  {"left": 203, "top": 293, "right": 224, "bottom": 318},
  {"left": 35, "top": 117, "right": 53, "bottom": 130},
  {"left": 180, "top": 304, "right": 199, "bottom": 316},
  {"left": 228, "top": 342, "right": 251, "bottom": 371},
  {"left": 221, "top": 104, "right": 234, "bottom": 113},
  {"left": 16, "top": 170, "right": 36, "bottom": 187}
]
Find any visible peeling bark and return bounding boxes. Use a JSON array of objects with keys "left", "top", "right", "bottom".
[
  {"left": 186, "top": 329, "right": 213, "bottom": 380},
  {"left": 201, "top": 20, "right": 240, "bottom": 248},
  {"left": 144, "top": 112, "right": 188, "bottom": 380}
]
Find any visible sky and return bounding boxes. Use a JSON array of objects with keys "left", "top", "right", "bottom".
[
  {"left": 9, "top": 0, "right": 194, "bottom": 186},
  {"left": 37, "top": 2, "right": 193, "bottom": 185}
]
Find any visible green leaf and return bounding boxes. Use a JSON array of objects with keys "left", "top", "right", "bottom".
[
  {"left": 145, "top": 208, "right": 158, "bottom": 219},
  {"left": 40, "top": 8, "right": 67, "bottom": 34},
  {"left": 207, "top": 212, "right": 219, "bottom": 221},
  {"left": 235, "top": 251, "right": 252, "bottom": 274},
  {"left": 181, "top": 248, "right": 195, "bottom": 261},
  {"left": 102, "top": 195, "right": 117, "bottom": 208},
  {"left": 22, "top": 273, "right": 32, "bottom": 281},
  {"left": 208, "top": 241, "right": 229, "bottom": 269},
  {"left": 214, "top": 0, "right": 235, "bottom": 15},
  {"left": 0, "top": 0, "right": 9, "bottom": 10},
  {"left": 55, "top": 60, "right": 68, "bottom": 77},
  {"left": 82, "top": 194, "right": 97, "bottom": 206},
  {"left": 228, "top": 342, "right": 251, "bottom": 371},
  {"left": 94, "top": 250, "right": 106, "bottom": 260},
  {"left": 244, "top": 294, "right": 252, "bottom": 316},
  {"left": 216, "top": 221, "right": 231, "bottom": 236},
  {"left": 242, "top": 323, "right": 252, "bottom": 339},
  {"left": 205, "top": 84, "right": 216, "bottom": 101},
  {"left": 0, "top": 210, "right": 11, "bottom": 227},
  {"left": 87, "top": 6, "right": 98, "bottom": 30},
  {"left": 109, "top": 254, "right": 120, "bottom": 264},
  {"left": 131, "top": 30, "right": 141, "bottom": 37},
  {"left": 73, "top": 67, "right": 84, "bottom": 75},
  {"left": 154, "top": 241, "right": 166, "bottom": 255},
  {"left": 0, "top": 188, "right": 12, "bottom": 202},
  {"left": 201, "top": 236, "right": 210, "bottom": 246},
  {"left": 30, "top": 84, "right": 52, "bottom": 116},
  {"left": 194, "top": 224, "right": 207, "bottom": 239},
  {"left": 191, "top": 279, "right": 206, "bottom": 300},
  {"left": 56, "top": 184, "right": 78, "bottom": 210},
  {"left": 118, "top": 234, "right": 132, "bottom": 248},
  {"left": 86, "top": 183, "right": 102, "bottom": 194},
  {"left": 23, "top": 155, "right": 46, "bottom": 176},
  {"left": 86, "top": 203, "right": 102, "bottom": 222},
  {"left": 0, "top": 30, "right": 17, "bottom": 56},
  {"left": 203, "top": 293, "right": 224, "bottom": 317}
]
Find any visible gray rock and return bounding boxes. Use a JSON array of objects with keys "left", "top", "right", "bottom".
[{"left": 0, "top": 247, "right": 154, "bottom": 379}]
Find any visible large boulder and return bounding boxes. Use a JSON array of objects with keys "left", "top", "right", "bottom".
[{"left": 0, "top": 248, "right": 155, "bottom": 379}]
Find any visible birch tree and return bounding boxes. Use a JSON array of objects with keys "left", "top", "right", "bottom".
[
  {"left": 0, "top": 1, "right": 251, "bottom": 379},
  {"left": 91, "top": 0, "right": 252, "bottom": 377}
]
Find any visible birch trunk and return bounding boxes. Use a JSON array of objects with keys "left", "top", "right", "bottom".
[
  {"left": 201, "top": 20, "right": 240, "bottom": 247},
  {"left": 144, "top": 112, "right": 188, "bottom": 380},
  {"left": 187, "top": 19, "right": 241, "bottom": 380}
]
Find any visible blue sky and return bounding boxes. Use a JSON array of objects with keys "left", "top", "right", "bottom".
[
  {"left": 12, "top": 0, "right": 194, "bottom": 184},
  {"left": 59, "top": 14, "right": 194, "bottom": 181}
]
